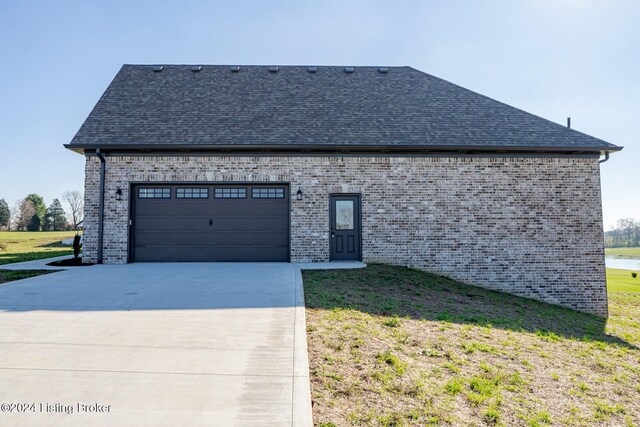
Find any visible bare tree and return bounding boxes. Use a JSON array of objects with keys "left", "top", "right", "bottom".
[
  {"left": 8, "top": 204, "right": 19, "bottom": 231},
  {"left": 16, "top": 198, "right": 36, "bottom": 231},
  {"left": 605, "top": 218, "right": 640, "bottom": 247},
  {"left": 62, "top": 190, "right": 84, "bottom": 230}
]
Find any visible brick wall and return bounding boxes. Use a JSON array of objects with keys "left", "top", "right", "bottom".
[{"left": 83, "top": 155, "right": 607, "bottom": 316}]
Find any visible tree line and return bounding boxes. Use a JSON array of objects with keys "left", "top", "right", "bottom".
[
  {"left": 605, "top": 218, "right": 640, "bottom": 248},
  {"left": 0, "top": 191, "right": 84, "bottom": 231}
]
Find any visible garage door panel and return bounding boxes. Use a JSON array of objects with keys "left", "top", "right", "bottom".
[
  {"left": 212, "top": 217, "right": 289, "bottom": 231},
  {"left": 132, "top": 184, "right": 289, "bottom": 262},
  {"left": 135, "top": 245, "right": 288, "bottom": 263},
  {"left": 135, "top": 204, "right": 213, "bottom": 217},
  {"left": 134, "top": 216, "right": 210, "bottom": 232},
  {"left": 134, "top": 246, "right": 215, "bottom": 263},
  {"left": 134, "top": 231, "right": 288, "bottom": 247},
  {"left": 134, "top": 231, "right": 217, "bottom": 246},
  {"left": 134, "top": 203, "right": 287, "bottom": 217},
  {"left": 210, "top": 203, "right": 287, "bottom": 216},
  {"left": 206, "top": 232, "right": 289, "bottom": 246},
  {"left": 136, "top": 219, "right": 288, "bottom": 233}
]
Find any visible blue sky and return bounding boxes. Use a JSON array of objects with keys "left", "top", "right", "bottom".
[{"left": 0, "top": 0, "right": 637, "bottom": 228}]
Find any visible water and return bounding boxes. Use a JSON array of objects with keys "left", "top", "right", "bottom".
[{"left": 605, "top": 257, "right": 640, "bottom": 271}]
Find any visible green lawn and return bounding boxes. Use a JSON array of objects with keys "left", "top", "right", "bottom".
[
  {"left": 605, "top": 247, "right": 640, "bottom": 258},
  {"left": 0, "top": 231, "right": 78, "bottom": 265},
  {"left": 607, "top": 268, "right": 640, "bottom": 293},
  {"left": 0, "top": 269, "right": 56, "bottom": 284},
  {"left": 304, "top": 265, "right": 640, "bottom": 427}
]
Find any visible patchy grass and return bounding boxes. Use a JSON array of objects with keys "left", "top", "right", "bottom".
[
  {"left": 606, "top": 247, "right": 640, "bottom": 258},
  {"left": 608, "top": 268, "right": 640, "bottom": 293},
  {"left": 0, "top": 269, "right": 56, "bottom": 284},
  {"left": 0, "top": 231, "right": 78, "bottom": 265},
  {"left": 304, "top": 264, "right": 640, "bottom": 426}
]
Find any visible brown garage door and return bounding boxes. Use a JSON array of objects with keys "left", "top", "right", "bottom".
[{"left": 131, "top": 184, "right": 289, "bottom": 262}]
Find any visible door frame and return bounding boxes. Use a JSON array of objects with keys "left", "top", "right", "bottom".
[
  {"left": 127, "top": 181, "right": 291, "bottom": 263},
  {"left": 328, "top": 193, "right": 362, "bottom": 261}
]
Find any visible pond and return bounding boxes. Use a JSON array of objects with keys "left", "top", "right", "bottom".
[{"left": 605, "top": 257, "right": 640, "bottom": 271}]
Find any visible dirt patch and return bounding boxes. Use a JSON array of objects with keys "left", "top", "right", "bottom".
[{"left": 304, "top": 264, "right": 639, "bottom": 426}]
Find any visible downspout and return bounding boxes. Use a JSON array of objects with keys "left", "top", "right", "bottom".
[
  {"left": 96, "top": 148, "right": 106, "bottom": 264},
  {"left": 598, "top": 151, "right": 610, "bottom": 164},
  {"left": 597, "top": 149, "right": 610, "bottom": 318}
]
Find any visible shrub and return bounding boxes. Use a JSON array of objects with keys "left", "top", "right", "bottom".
[
  {"left": 73, "top": 234, "right": 81, "bottom": 259},
  {"left": 632, "top": 272, "right": 638, "bottom": 279}
]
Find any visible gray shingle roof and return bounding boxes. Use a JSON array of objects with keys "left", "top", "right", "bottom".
[{"left": 67, "top": 65, "right": 620, "bottom": 153}]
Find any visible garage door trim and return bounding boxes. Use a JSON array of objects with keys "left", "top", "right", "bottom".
[{"left": 127, "top": 181, "right": 291, "bottom": 263}]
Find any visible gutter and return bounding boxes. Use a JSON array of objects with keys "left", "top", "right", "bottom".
[
  {"left": 599, "top": 151, "right": 610, "bottom": 164},
  {"left": 96, "top": 148, "right": 106, "bottom": 264},
  {"left": 64, "top": 143, "right": 624, "bottom": 155}
]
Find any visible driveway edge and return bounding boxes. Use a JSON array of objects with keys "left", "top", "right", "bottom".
[
  {"left": 0, "top": 255, "right": 81, "bottom": 270},
  {"left": 292, "top": 267, "right": 313, "bottom": 427}
]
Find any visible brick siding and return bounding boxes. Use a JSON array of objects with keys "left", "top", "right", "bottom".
[{"left": 82, "top": 155, "right": 607, "bottom": 316}]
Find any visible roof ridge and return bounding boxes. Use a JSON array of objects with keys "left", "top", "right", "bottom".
[{"left": 121, "top": 64, "right": 410, "bottom": 69}]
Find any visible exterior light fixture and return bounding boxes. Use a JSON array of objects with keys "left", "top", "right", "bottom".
[
  {"left": 115, "top": 188, "right": 123, "bottom": 201},
  {"left": 296, "top": 186, "right": 303, "bottom": 201}
]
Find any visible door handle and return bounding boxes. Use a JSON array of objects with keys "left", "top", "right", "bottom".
[
  {"left": 209, "top": 219, "right": 213, "bottom": 226},
  {"left": 331, "top": 233, "right": 335, "bottom": 238}
]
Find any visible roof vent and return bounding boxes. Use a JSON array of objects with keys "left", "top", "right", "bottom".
[
  {"left": 230, "top": 66, "right": 240, "bottom": 73},
  {"left": 191, "top": 66, "right": 202, "bottom": 72},
  {"left": 269, "top": 66, "right": 279, "bottom": 73},
  {"left": 344, "top": 67, "right": 354, "bottom": 74},
  {"left": 152, "top": 66, "right": 164, "bottom": 73},
  {"left": 308, "top": 66, "right": 317, "bottom": 73},
  {"left": 378, "top": 67, "right": 388, "bottom": 74}
]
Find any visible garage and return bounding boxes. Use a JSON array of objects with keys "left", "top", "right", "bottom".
[{"left": 131, "top": 184, "right": 289, "bottom": 262}]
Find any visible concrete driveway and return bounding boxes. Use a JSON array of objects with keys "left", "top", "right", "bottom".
[{"left": 0, "top": 263, "right": 311, "bottom": 426}]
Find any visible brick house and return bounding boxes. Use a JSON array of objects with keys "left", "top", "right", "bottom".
[{"left": 66, "top": 65, "right": 621, "bottom": 316}]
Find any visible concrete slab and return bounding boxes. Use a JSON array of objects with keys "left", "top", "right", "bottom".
[
  {"left": 0, "top": 263, "right": 312, "bottom": 427},
  {"left": 294, "top": 261, "right": 367, "bottom": 270}
]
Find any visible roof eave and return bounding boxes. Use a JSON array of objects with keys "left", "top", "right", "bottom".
[{"left": 64, "top": 143, "right": 623, "bottom": 155}]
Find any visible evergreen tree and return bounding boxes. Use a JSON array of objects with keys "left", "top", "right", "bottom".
[
  {"left": 0, "top": 199, "right": 9, "bottom": 229},
  {"left": 27, "top": 214, "right": 41, "bottom": 231},
  {"left": 25, "top": 194, "right": 46, "bottom": 231},
  {"left": 45, "top": 199, "right": 67, "bottom": 231}
]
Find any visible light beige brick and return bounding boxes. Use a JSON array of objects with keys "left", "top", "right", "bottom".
[{"left": 83, "top": 155, "right": 607, "bottom": 317}]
